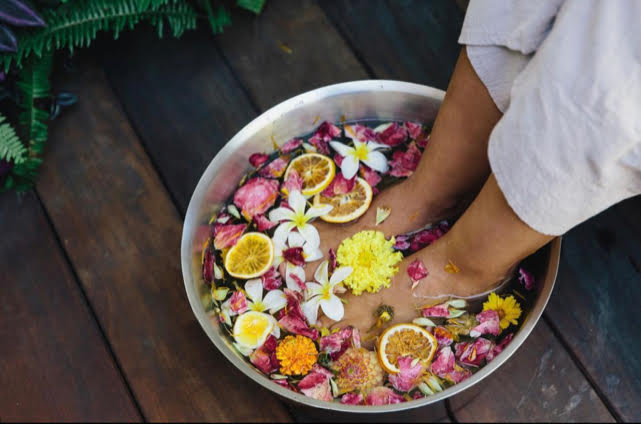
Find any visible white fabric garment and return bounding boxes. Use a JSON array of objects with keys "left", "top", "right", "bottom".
[{"left": 459, "top": 0, "right": 641, "bottom": 235}]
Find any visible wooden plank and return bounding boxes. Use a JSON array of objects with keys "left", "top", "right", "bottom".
[
  {"left": 449, "top": 321, "right": 615, "bottom": 422},
  {"left": 35, "top": 62, "right": 292, "bottom": 422},
  {"left": 0, "top": 192, "right": 140, "bottom": 422},
  {"left": 544, "top": 199, "right": 641, "bottom": 421},
  {"left": 215, "top": 0, "right": 369, "bottom": 109},
  {"left": 320, "top": 0, "right": 464, "bottom": 90}
]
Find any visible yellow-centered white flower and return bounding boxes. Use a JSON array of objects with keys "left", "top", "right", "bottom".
[
  {"left": 302, "top": 260, "right": 353, "bottom": 325},
  {"left": 272, "top": 232, "right": 323, "bottom": 292},
  {"left": 269, "top": 190, "right": 332, "bottom": 247},
  {"left": 330, "top": 139, "right": 389, "bottom": 179}
]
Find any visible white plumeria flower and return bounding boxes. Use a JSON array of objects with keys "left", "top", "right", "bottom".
[
  {"left": 244, "top": 279, "right": 285, "bottom": 338},
  {"left": 272, "top": 232, "right": 323, "bottom": 292},
  {"left": 329, "top": 138, "right": 389, "bottom": 179},
  {"left": 302, "top": 260, "right": 353, "bottom": 325},
  {"left": 268, "top": 190, "right": 332, "bottom": 247}
]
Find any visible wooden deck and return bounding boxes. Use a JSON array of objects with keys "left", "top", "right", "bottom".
[{"left": 1, "top": 1, "right": 639, "bottom": 422}]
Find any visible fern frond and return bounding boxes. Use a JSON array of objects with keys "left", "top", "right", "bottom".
[
  {"left": 0, "top": 114, "right": 27, "bottom": 164},
  {"left": 202, "top": 1, "right": 231, "bottom": 34},
  {"left": 1, "top": 0, "right": 199, "bottom": 71},
  {"left": 236, "top": 0, "right": 266, "bottom": 14},
  {"left": 18, "top": 50, "right": 53, "bottom": 157},
  {"left": 7, "top": 157, "right": 42, "bottom": 192}
]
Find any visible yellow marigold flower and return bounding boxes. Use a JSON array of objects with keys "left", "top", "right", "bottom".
[
  {"left": 336, "top": 230, "right": 403, "bottom": 295},
  {"left": 483, "top": 293, "right": 522, "bottom": 331},
  {"left": 276, "top": 335, "right": 318, "bottom": 376}
]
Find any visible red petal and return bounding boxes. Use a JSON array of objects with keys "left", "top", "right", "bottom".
[
  {"left": 470, "top": 310, "right": 500, "bottom": 338},
  {"left": 278, "top": 289, "right": 319, "bottom": 339},
  {"left": 455, "top": 338, "right": 494, "bottom": 367},
  {"left": 393, "top": 235, "right": 411, "bottom": 250},
  {"left": 249, "top": 153, "right": 270, "bottom": 168},
  {"left": 422, "top": 303, "right": 450, "bottom": 318},
  {"left": 213, "top": 223, "right": 247, "bottom": 250},
  {"left": 283, "top": 246, "right": 306, "bottom": 266},
  {"left": 404, "top": 121, "right": 423, "bottom": 140},
  {"left": 518, "top": 267, "right": 536, "bottom": 290},
  {"left": 321, "top": 172, "right": 355, "bottom": 197},
  {"left": 430, "top": 347, "right": 455, "bottom": 378},
  {"left": 258, "top": 157, "right": 289, "bottom": 178},
  {"left": 319, "top": 326, "right": 360, "bottom": 360},
  {"left": 377, "top": 122, "right": 408, "bottom": 147},
  {"left": 255, "top": 214, "right": 277, "bottom": 232},
  {"left": 359, "top": 164, "right": 382, "bottom": 188},
  {"left": 309, "top": 121, "right": 341, "bottom": 155},
  {"left": 233, "top": 177, "right": 279, "bottom": 220},
  {"left": 298, "top": 366, "right": 333, "bottom": 401},
  {"left": 487, "top": 333, "right": 514, "bottom": 363},
  {"left": 345, "top": 124, "right": 377, "bottom": 142},
  {"left": 366, "top": 387, "right": 405, "bottom": 405},
  {"left": 433, "top": 326, "right": 455, "bottom": 348},
  {"left": 389, "top": 142, "right": 422, "bottom": 178},
  {"left": 282, "top": 168, "right": 303, "bottom": 194},
  {"left": 410, "top": 224, "right": 447, "bottom": 251},
  {"left": 261, "top": 267, "right": 283, "bottom": 290},
  {"left": 280, "top": 138, "right": 303, "bottom": 154},
  {"left": 202, "top": 248, "right": 214, "bottom": 282},
  {"left": 407, "top": 259, "right": 429, "bottom": 282},
  {"left": 389, "top": 355, "right": 424, "bottom": 392},
  {"left": 341, "top": 393, "right": 364, "bottom": 405},
  {"left": 328, "top": 248, "right": 337, "bottom": 273}
]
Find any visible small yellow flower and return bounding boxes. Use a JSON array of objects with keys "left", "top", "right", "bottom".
[
  {"left": 483, "top": 293, "right": 522, "bottom": 331},
  {"left": 336, "top": 230, "right": 403, "bottom": 295},
  {"left": 276, "top": 335, "right": 318, "bottom": 376}
]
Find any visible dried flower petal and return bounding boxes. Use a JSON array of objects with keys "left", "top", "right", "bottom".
[
  {"left": 486, "top": 333, "right": 514, "bottom": 363},
  {"left": 376, "top": 207, "right": 391, "bottom": 226},
  {"left": 375, "top": 122, "right": 408, "bottom": 147},
  {"left": 470, "top": 310, "right": 500, "bottom": 338},
  {"left": 344, "top": 123, "right": 377, "bottom": 143},
  {"left": 340, "top": 393, "right": 364, "bottom": 405},
  {"left": 309, "top": 121, "right": 341, "bottom": 155},
  {"left": 280, "top": 138, "right": 303, "bottom": 154},
  {"left": 404, "top": 122, "right": 423, "bottom": 139},
  {"left": 249, "top": 153, "right": 270, "bottom": 168},
  {"left": 328, "top": 248, "right": 337, "bottom": 273},
  {"left": 393, "top": 235, "right": 411, "bottom": 251},
  {"left": 407, "top": 259, "right": 428, "bottom": 290},
  {"left": 283, "top": 246, "right": 306, "bottom": 266},
  {"left": 250, "top": 335, "right": 280, "bottom": 374},
  {"left": 444, "top": 260, "right": 460, "bottom": 274},
  {"left": 213, "top": 224, "right": 247, "bottom": 250},
  {"left": 202, "top": 248, "right": 214, "bottom": 282},
  {"left": 518, "top": 267, "right": 536, "bottom": 290},
  {"left": 298, "top": 366, "right": 333, "bottom": 401},
  {"left": 366, "top": 386, "right": 405, "bottom": 405},
  {"left": 422, "top": 302, "right": 451, "bottom": 318},
  {"left": 389, "top": 355, "right": 425, "bottom": 392},
  {"left": 410, "top": 224, "right": 448, "bottom": 251},
  {"left": 319, "top": 326, "right": 361, "bottom": 361},
  {"left": 258, "top": 157, "right": 289, "bottom": 178},
  {"left": 433, "top": 326, "right": 455, "bottom": 348},
  {"left": 430, "top": 347, "right": 455, "bottom": 378},
  {"left": 359, "top": 164, "right": 382, "bottom": 192},
  {"left": 228, "top": 291, "right": 248, "bottom": 315},
  {"left": 261, "top": 267, "right": 283, "bottom": 290},
  {"left": 255, "top": 214, "right": 277, "bottom": 232},
  {"left": 282, "top": 168, "right": 303, "bottom": 194},
  {"left": 233, "top": 178, "right": 279, "bottom": 220},
  {"left": 455, "top": 338, "right": 494, "bottom": 367},
  {"left": 389, "top": 142, "right": 422, "bottom": 177},
  {"left": 278, "top": 289, "right": 319, "bottom": 339},
  {"left": 321, "top": 172, "right": 355, "bottom": 197}
]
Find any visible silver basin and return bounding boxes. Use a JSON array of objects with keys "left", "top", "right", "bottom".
[{"left": 181, "top": 80, "right": 561, "bottom": 413}]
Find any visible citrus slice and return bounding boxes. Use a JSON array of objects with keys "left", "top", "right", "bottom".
[
  {"left": 313, "top": 177, "right": 373, "bottom": 223},
  {"left": 377, "top": 323, "right": 438, "bottom": 374},
  {"left": 233, "top": 311, "right": 274, "bottom": 349},
  {"left": 284, "top": 153, "right": 335, "bottom": 196},
  {"left": 224, "top": 232, "right": 274, "bottom": 279}
]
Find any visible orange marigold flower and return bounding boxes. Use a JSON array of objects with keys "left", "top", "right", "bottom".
[{"left": 276, "top": 335, "right": 318, "bottom": 376}]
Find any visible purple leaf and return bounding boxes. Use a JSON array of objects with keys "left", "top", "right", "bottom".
[{"left": 0, "top": 0, "right": 46, "bottom": 27}]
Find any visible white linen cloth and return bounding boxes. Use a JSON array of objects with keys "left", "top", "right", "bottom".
[{"left": 459, "top": 0, "right": 641, "bottom": 235}]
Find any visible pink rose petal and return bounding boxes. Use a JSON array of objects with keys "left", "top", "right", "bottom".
[
  {"left": 249, "top": 153, "right": 270, "bottom": 168},
  {"left": 422, "top": 302, "right": 450, "bottom": 318},
  {"left": 344, "top": 123, "right": 377, "bottom": 143},
  {"left": 389, "top": 142, "right": 422, "bottom": 177},
  {"left": 394, "top": 235, "right": 411, "bottom": 250},
  {"left": 282, "top": 168, "right": 303, "bottom": 194},
  {"left": 283, "top": 246, "right": 306, "bottom": 266},
  {"left": 309, "top": 121, "right": 341, "bottom": 155},
  {"left": 405, "top": 121, "right": 423, "bottom": 140},
  {"left": 417, "top": 133, "right": 430, "bottom": 149},
  {"left": 233, "top": 177, "right": 279, "bottom": 220},
  {"left": 407, "top": 259, "right": 429, "bottom": 286},
  {"left": 376, "top": 122, "right": 408, "bottom": 147},
  {"left": 448, "top": 367, "right": 472, "bottom": 384},
  {"left": 359, "top": 164, "right": 382, "bottom": 190},
  {"left": 333, "top": 153, "right": 343, "bottom": 167},
  {"left": 228, "top": 291, "right": 248, "bottom": 315},
  {"left": 250, "top": 335, "right": 279, "bottom": 374},
  {"left": 261, "top": 267, "right": 283, "bottom": 290},
  {"left": 278, "top": 289, "right": 319, "bottom": 339},
  {"left": 389, "top": 355, "right": 425, "bottom": 392},
  {"left": 298, "top": 371, "right": 332, "bottom": 401},
  {"left": 366, "top": 386, "right": 406, "bottom": 405},
  {"left": 410, "top": 223, "right": 448, "bottom": 251},
  {"left": 341, "top": 393, "right": 364, "bottom": 405},
  {"left": 202, "top": 248, "right": 214, "bottom": 282},
  {"left": 255, "top": 214, "right": 277, "bottom": 232},
  {"left": 518, "top": 267, "right": 536, "bottom": 290},
  {"left": 280, "top": 138, "right": 303, "bottom": 154},
  {"left": 470, "top": 310, "right": 500, "bottom": 338},
  {"left": 328, "top": 248, "right": 337, "bottom": 273},
  {"left": 258, "top": 157, "right": 289, "bottom": 178},
  {"left": 321, "top": 172, "right": 355, "bottom": 197},
  {"left": 433, "top": 326, "right": 455, "bottom": 348},
  {"left": 430, "top": 347, "right": 455, "bottom": 378},
  {"left": 486, "top": 333, "right": 514, "bottom": 363},
  {"left": 319, "top": 326, "right": 361, "bottom": 360},
  {"left": 455, "top": 338, "right": 494, "bottom": 367},
  {"left": 213, "top": 223, "right": 247, "bottom": 250}
]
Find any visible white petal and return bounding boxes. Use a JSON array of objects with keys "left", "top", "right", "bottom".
[
  {"left": 273, "top": 222, "right": 295, "bottom": 246},
  {"left": 302, "top": 297, "right": 321, "bottom": 325},
  {"left": 263, "top": 290, "right": 287, "bottom": 314},
  {"left": 268, "top": 315, "right": 280, "bottom": 338},
  {"left": 305, "top": 282, "right": 325, "bottom": 298},
  {"left": 374, "top": 122, "right": 393, "bottom": 133},
  {"left": 366, "top": 141, "right": 389, "bottom": 151},
  {"left": 268, "top": 207, "right": 295, "bottom": 223},
  {"left": 304, "top": 204, "right": 333, "bottom": 220},
  {"left": 244, "top": 279, "right": 263, "bottom": 303},
  {"left": 285, "top": 264, "right": 306, "bottom": 291},
  {"left": 329, "top": 266, "right": 353, "bottom": 285},
  {"left": 320, "top": 295, "right": 344, "bottom": 322},
  {"left": 363, "top": 150, "right": 389, "bottom": 173},
  {"left": 314, "top": 260, "right": 329, "bottom": 284},
  {"left": 288, "top": 190, "right": 307, "bottom": 214},
  {"left": 329, "top": 141, "right": 354, "bottom": 158},
  {"left": 273, "top": 253, "right": 284, "bottom": 268},
  {"left": 303, "top": 243, "right": 323, "bottom": 262},
  {"left": 340, "top": 155, "right": 359, "bottom": 179},
  {"left": 287, "top": 231, "right": 305, "bottom": 248},
  {"left": 352, "top": 138, "right": 364, "bottom": 149},
  {"left": 298, "top": 223, "right": 320, "bottom": 248},
  {"left": 343, "top": 124, "right": 357, "bottom": 140}
]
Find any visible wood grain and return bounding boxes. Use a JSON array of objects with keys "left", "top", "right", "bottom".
[
  {"left": 35, "top": 63, "right": 292, "bottom": 422},
  {"left": 0, "top": 192, "right": 141, "bottom": 422},
  {"left": 216, "top": 0, "right": 369, "bottom": 109},
  {"left": 545, "top": 199, "right": 641, "bottom": 421},
  {"left": 321, "top": 0, "right": 463, "bottom": 90},
  {"left": 449, "top": 321, "right": 615, "bottom": 423}
]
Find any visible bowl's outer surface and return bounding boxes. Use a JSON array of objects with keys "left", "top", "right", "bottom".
[{"left": 181, "top": 80, "right": 560, "bottom": 413}]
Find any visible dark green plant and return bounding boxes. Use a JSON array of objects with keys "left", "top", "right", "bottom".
[{"left": 0, "top": 0, "right": 266, "bottom": 193}]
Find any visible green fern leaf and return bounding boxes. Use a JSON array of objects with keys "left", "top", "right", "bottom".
[
  {"left": 1, "top": 0, "right": 199, "bottom": 71},
  {"left": 0, "top": 114, "right": 28, "bottom": 164},
  {"left": 18, "top": 50, "right": 53, "bottom": 157},
  {"left": 236, "top": 0, "right": 266, "bottom": 14}
]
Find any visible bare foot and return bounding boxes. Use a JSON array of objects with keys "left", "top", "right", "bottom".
[{"left": 317, "top": 231, "right": 513, "bottom": 346}]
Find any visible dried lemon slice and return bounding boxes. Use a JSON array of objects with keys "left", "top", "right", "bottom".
[
  {"left": 377, "top": 323, "right": 438, "bottom": 374},
  {"left": 284, "top": 153, "right": 335, "bottom": 196},
  {"left": 224, "top": 232, "right": 274, "bottom": 279},
  {"left": 313, "top": 177, "right": 373, "bottom": 223}
]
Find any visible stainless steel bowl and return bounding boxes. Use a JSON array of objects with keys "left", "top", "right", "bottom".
[{"left": 181, "top": 80, "right": 561, "bottom": 413}]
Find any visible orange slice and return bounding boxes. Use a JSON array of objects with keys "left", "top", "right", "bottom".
[
  {"left": 224, "top": 232, "right": 274, "bottom": 279},
  {"left": 284, "top": 153, "right": 335, "bottom": 196},
  {"left": 377, "top": 323, "right": 438, "bottom": 374},
  {"left": 313, "top": 177, "right": 373, "bottom": 223}
]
